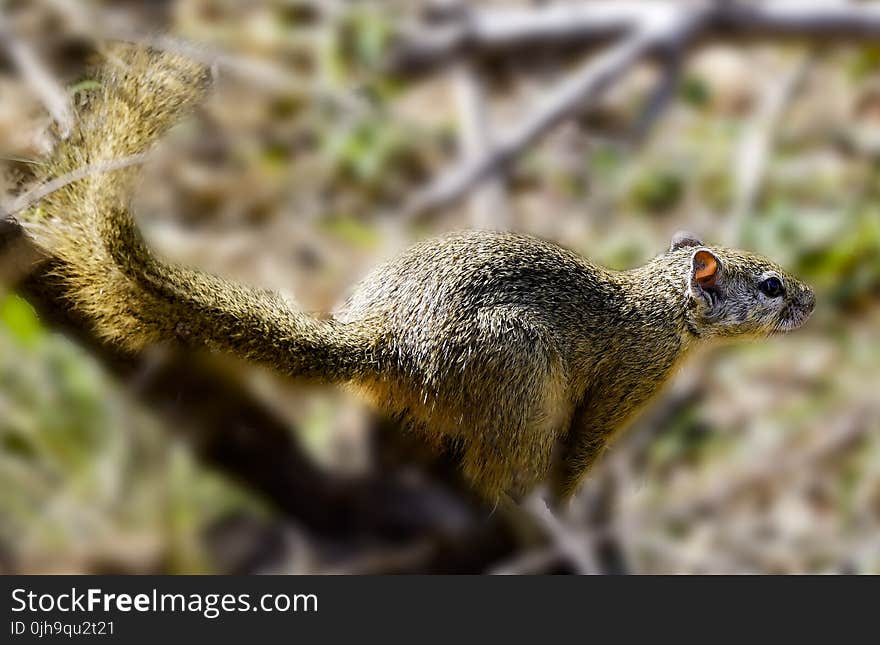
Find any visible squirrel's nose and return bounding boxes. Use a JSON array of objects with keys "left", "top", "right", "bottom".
[{"left": 800, "top": 288, "right": 815, "bottom": 313}]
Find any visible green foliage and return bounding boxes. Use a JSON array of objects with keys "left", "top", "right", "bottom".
[
  {"left": 680, "top": 75, "right": 711, "bottom": 109},
  {"left": 323, "top": 115, "right": 407, "bottom": 184},
  {"left": 648, "top": 409, "right": 725, "bottom": 471},
  {"left": 0, "top": 293, "right": 262, "bottom": 572},
  {"left": 629, "top": 170, "right": 684, "bottom": 213},
  {"left": 0, "top": 294, "right": 43, "bottom": 349},
  {"left": 320, "top": 213, "right": 381, "bottom": 248},
  {"left": 588, "top": 144, "right": 623, "bottom": 179},
  {"left": 68, "top": 79, "right": 102, "bottom": 97},
  {"left": 848, "top": 45, "right": 880, "bottom": 80},
  {"left": 796, "top": 208, "right": 880, "bottom": 308},
  {"left": 321, "top": 9, "right": 394, "bottom": 82}
]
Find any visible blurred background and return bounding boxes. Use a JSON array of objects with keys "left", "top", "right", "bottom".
[{"left": 1, "top": 0, "right": 879, "bottom": 574}]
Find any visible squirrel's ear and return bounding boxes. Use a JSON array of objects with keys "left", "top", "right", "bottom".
[
  {"left": 691, "top": 249, "right": 720, "bottom": 289},
  {"left": 670, "top": 230, "right": 703, "bottom": 252}
]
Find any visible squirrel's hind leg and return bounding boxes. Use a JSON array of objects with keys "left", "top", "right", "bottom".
[{"left": 457, "top": 308, "right": 573, "bottom": 501}]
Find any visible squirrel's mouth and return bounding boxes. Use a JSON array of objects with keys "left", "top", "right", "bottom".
[{"left": 775, "top": 301, "right": 814, "bottom": 333}]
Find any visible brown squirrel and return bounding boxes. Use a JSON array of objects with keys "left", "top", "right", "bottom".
[{"left": 17, "top": 48, "right": 815, "bottom": 503}]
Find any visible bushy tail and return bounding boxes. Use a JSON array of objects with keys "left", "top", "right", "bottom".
[
  {"left": 20, "top": 47, "right": 207, "bottom": 348},
  {"left": 18, "top": 47, "right": 370, "bottom": 382}
]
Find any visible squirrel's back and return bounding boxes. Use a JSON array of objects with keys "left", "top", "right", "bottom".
[{"left": 339, "top": 230, "right": 616, "bottom": 339}]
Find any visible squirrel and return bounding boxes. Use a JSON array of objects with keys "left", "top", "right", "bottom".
[{"left": 16, "top": 48, "right": 815, "bottom": 503}]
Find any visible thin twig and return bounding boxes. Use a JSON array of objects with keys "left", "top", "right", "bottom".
[
  {"left": 725, "top": 52, "right": 814, "bottom": 244},
  {"left": 451, "top": 61, "right": 509, "bottom": 228},
  {"left": 102, "top": 22, "right": 369, "bottom": 114},
  {"left": 0, "top": 154, "right": 147, "bottom": 221},
  {"left": 115, "top": 31, "right": 310, "bottom": 96},
  {"left": 0, "top": 156, "right": 47, "bottom": 166},
  {"left": 0, "top": 13, "right": 75, "bottom": 139},
  {"left": 629, "top": 47, "right": 684, "bottom": 143},
  {"left": 403, "top": 10, "right": 705, "bottom": 218},
  {"left": 523, "top": 495, "right": 599, "bottom": 575}
]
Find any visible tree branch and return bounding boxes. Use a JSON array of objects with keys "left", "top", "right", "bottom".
[
  {"left": 403, "top": 9, "right": 705, "bottom": 218},
  {"left": 390, "top": 1, "right": 880, "bottom": 75},
  {"left": 0, "top": 221, "right": 495, "bottom": 567}
]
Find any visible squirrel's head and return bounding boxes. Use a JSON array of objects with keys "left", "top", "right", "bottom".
[{"left": 670, "top": 231, "right": 815, "bottom": 339}]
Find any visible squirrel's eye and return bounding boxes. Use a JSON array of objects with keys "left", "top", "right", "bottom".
[{"left": 759, "top": 276, "right": 783, "bottom": 298}]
